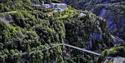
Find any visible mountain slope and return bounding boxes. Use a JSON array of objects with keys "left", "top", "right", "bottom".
[{"left": 0, "top": 0, "right": 124, "bottom": 63}]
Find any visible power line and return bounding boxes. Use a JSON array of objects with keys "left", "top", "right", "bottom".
[
  {"left": 64, "top": 44, "right": 101, "bottom": 56},
  {"left": 2, "top": 43, "right": 102, "bottom": 57}
]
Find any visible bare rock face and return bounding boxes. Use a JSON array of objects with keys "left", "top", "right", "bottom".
[{"left": 64, "top": 0, "right": 125, "bottom": 42}]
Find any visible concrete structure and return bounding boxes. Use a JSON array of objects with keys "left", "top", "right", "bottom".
[
  {"left": 32, "top": 1, "right": 67, "bottom": 12},
  {"left": 113, "top": 57, "right": 125, "bottom": 63},
  {"left": 104, "top": 57, "right": 125, "bottom": 63},
  {"left": 42, "top": 3, "right": 67, "bottom": 12},
  {"left": 51, "top": 3, "right": 67, "bottom": 12},
  {"left": 42, "top": 4, "right": 52, "bottom": 8}
]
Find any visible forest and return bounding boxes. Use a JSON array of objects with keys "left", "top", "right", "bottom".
[{"left": 0, "top": 0, "right": 125, "bottom": 63}]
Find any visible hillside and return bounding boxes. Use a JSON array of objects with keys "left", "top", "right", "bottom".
[
  {"left": 64, "top": 0, "right": 125, "bottom": 42},
  {"left": 0, "top": 0, "right": 125, "bottom": 63}
]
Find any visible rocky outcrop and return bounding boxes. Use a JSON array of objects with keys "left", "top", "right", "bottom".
[{"left": 64, "top": 0, "right": 125, "bottom": 42}]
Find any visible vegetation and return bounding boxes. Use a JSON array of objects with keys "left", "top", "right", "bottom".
[
  {"left": 66, "top": 0, "right": 125, "bottom": 44},
  {"left": 0, "top": 0, "right": 124, "bottom": 63}
]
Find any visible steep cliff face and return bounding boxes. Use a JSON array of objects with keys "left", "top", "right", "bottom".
[
  {"left": 0, "top": 0, "right": 124, "bottom": 63},
  {"left": 64, "top": 0, "right": 125, "bottom": 42}
]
